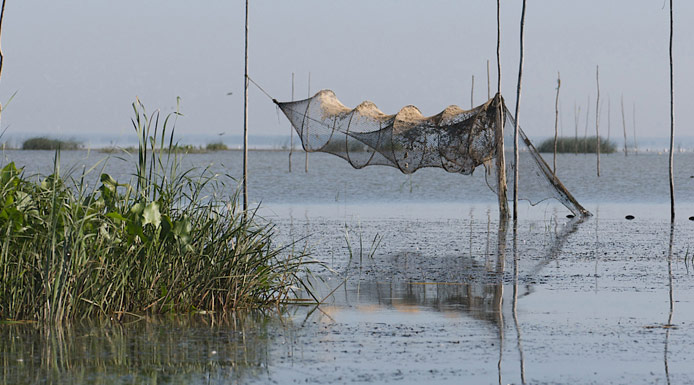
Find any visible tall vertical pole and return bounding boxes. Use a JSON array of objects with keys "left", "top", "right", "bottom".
[
  {"left": 669, "top": 0, "right": 675, "bottom": 221},
  {"left": 242, "top": 0, "right": 249, "bottom": 212},
  {"left": 289, "top": 73, "right": 294, "bottom": 172},
  {"left": 595, "top": 65, "right": 601, "bottom": 177},
  {"left": 513, "top": 0, "right": 527, "bottom": 221},
  {"left": 305, "top": 72, "right": 311, "bottom": 173},
  {"left": 495, "top": 0, "right": 508, "bottom": 220}
]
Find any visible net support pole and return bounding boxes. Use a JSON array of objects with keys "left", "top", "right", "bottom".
[
  {"left": 242, "top": 0, "right": 249, "bottom": 212},
  {"left": 669, "top": 0, "right": 675, "bottom": 221}
]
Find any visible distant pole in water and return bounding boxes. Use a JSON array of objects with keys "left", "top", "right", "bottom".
[
  {"left": 305, "top": 72, "right": 310, "bottom": 173},
  {"left": 289, "top": 72, "right": 294, "bottom": 172},
  {"left": 574, "top": 103, "right": 580, "bottom": 155},
  {"left": 553, "top": 72, "right": 560, "bottom": 176},
  {"left": 595, "top": 65, "right": 601, "bottom": 177},
  {"left": 242, "top": 0, "right": 249, "bottom": 212},
  {"left": 621, "top": 94, "right": 628, "bottom": 156},
  {"left": 487, "top": 59, "right": 491, "bottom": 100},
  {"left": 669, "top": 0, "right": 675, "bottom": 221}
]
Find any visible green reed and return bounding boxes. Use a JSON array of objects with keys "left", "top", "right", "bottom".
[{"left": 0, "top": 99, "right": 314, "bottom": 323}]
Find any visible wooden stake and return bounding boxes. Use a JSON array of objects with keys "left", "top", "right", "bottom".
[
  {"left": 513, "top": 0, "right": 527, "bottom": 222},
  {"left": 621, "top": 94, "right": 628, "bottom": 156},
  {"left": 242, "top": 0, "right": 249, "bottom": 212},
  {"left": 553, "top": 72, "right": 560, "bottom": 176},
  {"left": 595, "top": 65, "right": 601, "bottom": 177},
  {"left": 669, "top": 0, "right": 675, "bottom": 221},
  {"left": 289, "top": 72, "right": 294, "bottom": 172}
]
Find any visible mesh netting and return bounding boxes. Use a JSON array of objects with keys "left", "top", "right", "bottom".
[{"left": 276, "top": 90, "right": 589, "bottom": 217}]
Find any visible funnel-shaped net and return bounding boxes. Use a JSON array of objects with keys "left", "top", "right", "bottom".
[{"left": 276, "top": 90, "right": 589, "bottom": 217}]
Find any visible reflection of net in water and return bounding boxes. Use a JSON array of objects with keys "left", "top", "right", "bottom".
[{"left": 276, "top": 91, "right": 589, "bottom": 216}]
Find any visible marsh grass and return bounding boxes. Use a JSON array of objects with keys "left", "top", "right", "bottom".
[{"left": 0, "top": 99, "right": 315, "bottom": 323}]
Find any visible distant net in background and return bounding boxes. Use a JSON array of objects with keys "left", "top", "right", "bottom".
[{"left": 276, "top": 90, "right": 589, "bottom": 217}]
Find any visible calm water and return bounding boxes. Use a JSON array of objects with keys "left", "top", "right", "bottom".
[{"left": 2, "top": 150, "right": 694, "bottom": 384}]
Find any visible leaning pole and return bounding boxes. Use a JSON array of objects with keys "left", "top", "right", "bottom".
[{"left": 242, "top": 0, "right": 249, "bottom": 212}]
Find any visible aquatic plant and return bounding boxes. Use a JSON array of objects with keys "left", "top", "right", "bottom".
[{"left": 0, "top": 99, "right": 314, "bottom": 323}]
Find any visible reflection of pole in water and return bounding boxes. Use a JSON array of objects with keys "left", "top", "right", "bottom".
[
  {"left": 512, "top": 222, "right": 527, "bottom": 384},
  {"left": 664, "top": 224, "right": 675, "bottom": 385}
]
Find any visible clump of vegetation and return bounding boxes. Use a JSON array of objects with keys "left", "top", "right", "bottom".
[
  {"left": 537, "top": 136, "right": 616, "bottom": 154},
  {"left": 206, "top": 141, "right": 229, "bottom": 151},
  {"left": 22, "top": 137, "right": 82, "bottom": 150},
  {"left": 0, "top": 100, "right": 314, "bottom": 323}
]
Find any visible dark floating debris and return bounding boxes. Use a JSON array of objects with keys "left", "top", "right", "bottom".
[
  {"left": 689, "top": 216, "right": 694, "bottom": 221},
  {"left": 625, "top": 215, "right": 635, "bottom": 220},
  {"left": 566, "top": 214, "right": 575, "bottom": 219}
]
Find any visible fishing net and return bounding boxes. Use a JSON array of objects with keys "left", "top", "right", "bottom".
[{"left": 275, "top": 90, "right": 589, "bottom": 217}]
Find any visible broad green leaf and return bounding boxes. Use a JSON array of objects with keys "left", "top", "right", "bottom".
[{"left": 142, "top": 202, "right": 161, "bottom": 228}]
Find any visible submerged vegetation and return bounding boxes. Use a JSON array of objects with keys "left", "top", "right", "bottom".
[
  {"left": 0, "top": 100, "right": 313, "bottom": 323},
  {"left": 537, "top": 136, "right": 616, "bottom": 154},
  {"left": 22, "top": 137, "right": 82, "bottom": 150}
]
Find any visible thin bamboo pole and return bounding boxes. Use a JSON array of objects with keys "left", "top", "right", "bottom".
[
  {"left": 621, "top": 94, "right": 628, "bottom": 156},
  {"left": 242, "top": 0, "right": 249, "bottom": 212},
  {"left": 596, "top": 65, "right": 601, "bottom": 177},
  {"left": 553, "top": 72, "right": 560, "bottom": 176},
  {"left": 496, "top": 0, "right": 508, "bottom": 219},
  {"left": 513, "top": 0, "right": 527, "bottom": 221},
  {"left": 305, "top": 72, "right": 311, "bottom": 173},
  {"left": 288, "top": 73, "right": 294, "bottom": 172},
  {"left": 669, "top": 0, "right": 675, "bottom": 221}
]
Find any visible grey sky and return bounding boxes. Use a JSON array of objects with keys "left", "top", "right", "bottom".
[{"left": 0, "top": 0, "right": 691, "bottom": 144}]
